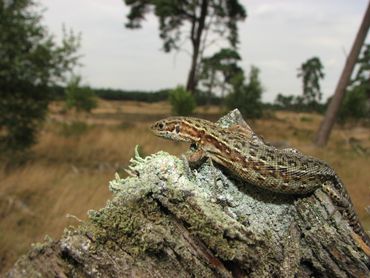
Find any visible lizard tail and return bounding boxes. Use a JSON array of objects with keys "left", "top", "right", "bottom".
[{"left": 347, "top": 210, "right": 370, "bottom": 247}]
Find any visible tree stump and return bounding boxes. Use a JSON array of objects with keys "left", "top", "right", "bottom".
[{"left": 7, "top": 110, "right": 370, "bottom": 277}]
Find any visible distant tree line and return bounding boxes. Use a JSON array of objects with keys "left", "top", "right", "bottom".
[
  {"left": 50, "top": 86, "right": 224, "bottom": 105},
  {"left": 95, "top": 88, "right": 170, "bottom": 102},
  {"left": 273, "top": 94, "right": 326, "bottom": 113}
]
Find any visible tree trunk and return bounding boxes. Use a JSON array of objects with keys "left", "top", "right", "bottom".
[
  {"left": 314, "top": 3, "right": 370, "bottom": 147},
  {"left": 186, "top": 45, "right": 200, "bottom": 94},
  {"left": 367, "top": 78, "right": 370, "bottom": 108},
  {"left": 186, "top": 0, "right": 209, "bottom": 94},
  {"left": 6, "top": 110, "right": 370, "bottom": 278},
  {"left": 206, "top": 69, "right": 216, "bottom": 107}
]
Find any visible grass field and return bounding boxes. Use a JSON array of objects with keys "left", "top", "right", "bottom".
[{"left": 1, "top": 100, "right": 369, "bottom": 273}]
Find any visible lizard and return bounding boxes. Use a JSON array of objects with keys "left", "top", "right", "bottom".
[{"left": 150, "top": 116, "right": 370, "bottom": 250}]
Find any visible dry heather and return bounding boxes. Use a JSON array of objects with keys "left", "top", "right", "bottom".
[{"left": 0, "top": 100, "right": 369, "bottom": 273}]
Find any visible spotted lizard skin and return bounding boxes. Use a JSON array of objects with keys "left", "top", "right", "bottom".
[{"left": 150, "top": 116, "right": 370, "bottom": 247}]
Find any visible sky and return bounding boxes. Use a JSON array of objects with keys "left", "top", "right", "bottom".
[{"left": 39, "top": 0, "right": 369, "bottom": 102}]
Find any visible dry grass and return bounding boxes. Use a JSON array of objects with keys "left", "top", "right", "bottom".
[{"left": 0, "top": 100, "right": 369, "bottom": 273}]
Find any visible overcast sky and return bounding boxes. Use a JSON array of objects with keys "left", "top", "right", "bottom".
[{"left": 39, "top": 0, "right": 369, "bottom": 102}]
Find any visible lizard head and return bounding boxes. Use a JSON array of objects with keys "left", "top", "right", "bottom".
[{"left": 150, "top": 117, "right": 194, "bottom": 142}]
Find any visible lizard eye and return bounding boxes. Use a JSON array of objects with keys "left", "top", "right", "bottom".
[
  {"left": 190, "top": 143, "right": 197, "bottom": 150},
  {"left": 175, "top": 125, "right": 180, "bottom": 133},
  {"left": 158, "top": 123, "right": 164, "bottom": 129}
]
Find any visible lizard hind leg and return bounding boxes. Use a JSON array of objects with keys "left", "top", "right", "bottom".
[
  {"left": 321, "top": 181, "right": 350, "bottom": 209},
  {"left": 321, "top": 181, "right": 354, "bottom": 222},
  {"left": 321, "top": 181, "right": 370, "bottom": 249}
]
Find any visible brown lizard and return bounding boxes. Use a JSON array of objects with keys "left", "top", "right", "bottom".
[{"left": 150, "top": 116, "right": 370, "bottom": 250}]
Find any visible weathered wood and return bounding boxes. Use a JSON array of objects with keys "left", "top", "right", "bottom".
[{"left": 7, "top": 111, "right": 370, "bottom": 277}]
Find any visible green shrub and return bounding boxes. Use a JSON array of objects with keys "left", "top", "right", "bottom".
[
  {"left": 66, "top": 76, "right": 97, "bottom": 113},
  {"left": 226, "top": 66, "right": 263, "bottom": 119},
  {"left": 169, "top": 86, "right": 196, "bottom": 116},
  {"left": 338, "top": 86, "right": 369, "bottom": 123},
  {"left": 300, "top": 116, "right": 313, "bottom": 122},
  {"left": 59, "top": 121, "right": 89, "bottom": 137}
]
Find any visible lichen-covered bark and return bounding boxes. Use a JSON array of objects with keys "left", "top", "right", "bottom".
[{"left": 7, "top": 110, "right": 370, "bottom": 277}]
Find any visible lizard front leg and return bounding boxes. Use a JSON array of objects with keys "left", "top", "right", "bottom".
[
  {"left": 180, "top": 143, "right": 207, "bottom": 181},
  {"left": 186, "top": 143, "right": 207, "bottom": 167},
  {"left": 186, "top": 144, "right": 228, "bottom": 189}
]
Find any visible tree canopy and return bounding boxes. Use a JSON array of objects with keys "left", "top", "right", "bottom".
[
  {"left": 199, "top": 48, "right": 243, "bottom": 100},
  {"left": 123, "top": 0, "right": 247, "bottom": 94},
  {"left": 352, "top": 43, "right": 369, "bottom": 90},
  {"left": 297, "top": 57, "right": 325, "bottom": 109},
  {"left": 0, "top": 0, "right": 80, "bottom": 152}
]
